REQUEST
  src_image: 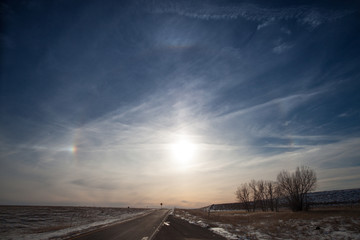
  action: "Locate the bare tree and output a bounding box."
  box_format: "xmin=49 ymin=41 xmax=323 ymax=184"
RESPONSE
xmin=248 ymin=179 xmax=259 ymax=212
xmin=273 ymin=182 xmax=283 ymax=212
xmin=265 ymin=181 xmax=275 ymax=212
xmin=235 ymin=183 xmax=251 ymax=212
xmin=277 ymin=166 xmax=317 ymax=211
xmin=257 ymin=180 xmax=267 ymax=211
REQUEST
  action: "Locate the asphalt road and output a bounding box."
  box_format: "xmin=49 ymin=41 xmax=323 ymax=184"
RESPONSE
xmin=69 ymin=209 xmax=169 ymax=240
xmin=153 ymin=214 xmax=226 ymax=240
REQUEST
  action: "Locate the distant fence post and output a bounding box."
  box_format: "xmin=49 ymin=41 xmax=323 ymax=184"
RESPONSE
xmin=208 ymin=204 xmax=214 ymax=218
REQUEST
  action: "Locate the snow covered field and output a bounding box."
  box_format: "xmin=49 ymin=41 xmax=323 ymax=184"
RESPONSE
xmin=175 ymin=208 xmax=360 ymax=240
xmin=0 ymin=206 xmax=152 ymax=240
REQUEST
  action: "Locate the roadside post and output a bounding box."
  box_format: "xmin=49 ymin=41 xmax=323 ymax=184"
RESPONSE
xmin=208 ymin=204 xmax=214 ymax=218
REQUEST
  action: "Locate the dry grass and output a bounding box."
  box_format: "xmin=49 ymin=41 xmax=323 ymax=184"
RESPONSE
xmin=175 ymin=207 xmax=360 ymax=239
xmin=182 ymin=206 xmax=360 ymax=222
xmin=30 ymin=224 xmax=71 ymax=233
xmin=0 ymin=206 xmax=150 ymax=239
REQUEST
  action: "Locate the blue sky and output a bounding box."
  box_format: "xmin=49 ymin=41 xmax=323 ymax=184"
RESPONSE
xmin=1 ymin=0 xmax=360 ymax=208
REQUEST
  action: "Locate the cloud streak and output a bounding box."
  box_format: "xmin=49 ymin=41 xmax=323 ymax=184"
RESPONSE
xmin=147 ymin=1 xmax=354 ymax=28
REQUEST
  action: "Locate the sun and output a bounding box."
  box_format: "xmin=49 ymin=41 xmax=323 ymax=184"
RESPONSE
xmin=171 ymin=138 xmax=196 ymax=164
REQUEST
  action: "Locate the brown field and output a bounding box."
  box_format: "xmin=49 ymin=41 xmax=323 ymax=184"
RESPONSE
xmin=174 ymin=206 xmax=360 ymax=239
xmin=0 ymin=206 xmax=150 ymax=239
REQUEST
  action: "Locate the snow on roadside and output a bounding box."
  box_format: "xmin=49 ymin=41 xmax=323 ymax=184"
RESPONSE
xmin=174 ymin=209 xmax=360 ymax=240
xmin=0 ymin=206 xmax=153 ymax=240
xmin=174 ymin=211 xmax=243 ymax=239
xmin=50 ymin=210 xmax=152 ymax=240
xmin=210 ymin=227 xmax=239 ymax=240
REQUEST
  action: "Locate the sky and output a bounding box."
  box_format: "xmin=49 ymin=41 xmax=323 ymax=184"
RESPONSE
xmin=1 ymin=0 xmax=360 ymax=208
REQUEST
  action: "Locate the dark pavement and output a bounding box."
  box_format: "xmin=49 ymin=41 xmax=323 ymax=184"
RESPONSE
xmin=69 ymin=209 xmax=169 ymax=240
xmin=153 ymin=214 xmax=226 ymax=240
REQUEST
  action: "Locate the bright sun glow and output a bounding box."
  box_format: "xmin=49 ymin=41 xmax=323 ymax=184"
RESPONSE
xmin=171 ymin=138 xmax=196 ymax=165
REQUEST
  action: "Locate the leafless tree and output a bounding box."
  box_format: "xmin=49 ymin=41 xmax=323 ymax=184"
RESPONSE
xmin=257 ymin=180 xmax=267 ymax=211
xmin=277 ymin=166 xmax=317 ymax=211
xmin=235 ymin=183 xmax=251 ymax=212
xmin=273 ymin=182 xmax=283 ymax=212
xmin=265 ymin=181 xmax=275 ymax=211
xmin=249 ymin=179 xmax=259 ymax=212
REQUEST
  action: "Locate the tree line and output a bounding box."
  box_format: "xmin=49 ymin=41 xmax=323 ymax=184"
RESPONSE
xmin=235 ymin=166 xmax=317 ymax=212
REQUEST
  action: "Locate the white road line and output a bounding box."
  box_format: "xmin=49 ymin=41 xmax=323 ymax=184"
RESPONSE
xmin=141 ymin=237 xmax=148 ymax=240
xmin=149 ymin=210 xmax=171 ymax=240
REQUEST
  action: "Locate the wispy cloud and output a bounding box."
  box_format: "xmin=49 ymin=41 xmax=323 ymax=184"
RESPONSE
xmin=70 ymin=178 xmax=120 ymax=190
xmin=257 ymin=19 xmax=274 ymax=30
xmin=318 ymin=166 xmax=360 ymax=190
xmin=273 ymin=42 xmax=294 ymax=54
xmin=1 ymin=84 xmax=359 ymax=206
xmin=147 ymin=1 xmax=353 ymax=28
xmin=217 ymin=91 xmax=322 ymax=121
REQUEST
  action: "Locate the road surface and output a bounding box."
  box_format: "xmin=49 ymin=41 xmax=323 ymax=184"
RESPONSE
xmin=153 ymin=214 xmax=226 ymax=240
xmin=69 ymin=209 xmax=169 ymax=240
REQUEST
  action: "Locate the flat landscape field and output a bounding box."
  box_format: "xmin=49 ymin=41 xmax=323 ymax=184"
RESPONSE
xmin=174 ymin=207 xmax=360 ymax=239
xmin=0 ymin=206 xmax=151 ymax=240
xmin=1 ymin=189 xmax=359 ymax=240
xmin=0 ymin=205 xmax=359 ymax=239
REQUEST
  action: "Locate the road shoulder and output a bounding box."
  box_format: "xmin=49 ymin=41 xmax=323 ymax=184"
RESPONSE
xmin=153 ymin=214 xmax=226 ymax=240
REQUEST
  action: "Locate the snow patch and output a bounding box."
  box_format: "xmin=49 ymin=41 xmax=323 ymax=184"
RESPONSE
xmin=210 ymin=227 xmax=239 ymax=240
